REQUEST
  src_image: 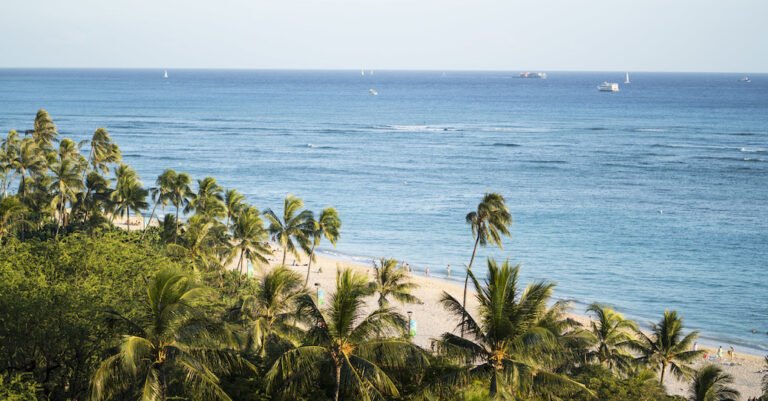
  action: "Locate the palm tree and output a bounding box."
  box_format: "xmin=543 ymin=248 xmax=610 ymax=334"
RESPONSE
xmin=762 ymin=355 xmax=768 ymax=400
xmin=10 ymin=138 xmax=46 ymax=199
xmin=187 ymin=176 xmax=225 ymax=219
xmin=264 ymin=194 xmax=313 ymax=266
xmin=434 ymin=258 xmax=588 ymax=400
xmin=88 ymin=269 xmax=252 ymax=401
xmin=173 ymin=214 xmax=230 ymax=271
xmin=224 ymin=188 xmax=246 ymax=226
xmin=236 ymin=266 xmax=306 ymax=356
xmin=266 ymin=268 xmax=424 ymax=401
xmin=461 ymin=193 xmax=512 ymax=337
xmin=166 ymin=170 xmax=193 ymax=242
xmin=634 ymin=310 xmax=702 ymax=385
xmin=110 ymin=164 xmax=148 ymax=227
xmin=32 ymin=109 xmax=58 ymax=149
xmin=0 ymin=130 xmax=21 ymax=197
xmin=368 ymin=258 xmax=421 ymax=307
xmin=82 ymin=127 xmax=121 ymax=179
xmin=688 ymin=364 xmax=739 ymax=401
xmin=0 ymin=196 xmax=27 ymax=242
xmin=584 ymin=303 xmax=638 ymax=372
xmin=229 ymin=206 xmax=270 ymax=278
xmin=49 ymin=157 xmax=84 ymax=234
xmin=145 ymin=169 xmax=176 ymax=231
xmin=303 ymin=207 xmax=341 ymax=285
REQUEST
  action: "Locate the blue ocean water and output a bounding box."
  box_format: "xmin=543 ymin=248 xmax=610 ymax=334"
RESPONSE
xmin=1 ymin=69 xmax=766 ymax=353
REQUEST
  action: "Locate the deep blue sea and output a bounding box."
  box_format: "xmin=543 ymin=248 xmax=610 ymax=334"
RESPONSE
xmin=1 ymin=69 xmax=766 ymax=353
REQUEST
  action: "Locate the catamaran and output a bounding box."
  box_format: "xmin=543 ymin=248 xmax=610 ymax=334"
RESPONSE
xmin=598 ymin=82 xmax=620 ymax=92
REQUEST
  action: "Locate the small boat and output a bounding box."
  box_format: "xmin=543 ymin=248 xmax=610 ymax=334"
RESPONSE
xmin=369 ymin=89 xmax=378 ymax=96
xmin=624 ymin=72 xmax=631 ymax=84
xmin=519 ymin=72 xmax=547 ymax=79
xmin=361 ymin=69 xmax=365 ymax=76
xmin=598 ymin=82 xmax=620 ymax=92
xmin=739 ymin=76 xmax=751 ymax=82
xmin=163 ymin=70 xmax=168 ymax=79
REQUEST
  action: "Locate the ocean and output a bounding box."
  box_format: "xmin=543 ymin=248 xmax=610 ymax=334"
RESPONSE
xmin=1 ymin=69 xmax=766 ymax=353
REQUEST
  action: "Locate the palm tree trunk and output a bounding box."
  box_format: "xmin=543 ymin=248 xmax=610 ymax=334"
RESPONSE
xmin=461 ymin=235 xmax=481 ymax=337
xmin=305 ymin=243 xmax=316 ymax=286
xmin=489 ymin=371 xmax=498 ymax=398
xmin=82 ymin=144 xmax=93 ymax=182
xmin=141 ymin=200 xmax=158 ymax=240
xmin=659 ymin=361 xmax=666 ymax=385
xmin=174 ymin=203 xmax=180 ymax=244
xmin=282 ymin=246 xmax=287 ymax=266
xmin=333 ymin=361 xmax=342 ymax=401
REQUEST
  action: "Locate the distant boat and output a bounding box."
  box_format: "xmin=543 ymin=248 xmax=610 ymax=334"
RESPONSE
xmin=361 ymin=69 xmax=365 ymax=76
xmin=163 ymin=70 xmax=168 ymax=79
xmin=739 ymin=76 xmax=751 ymax=82
xmin=624 ymin=72 xmax=631 ymax=84
xmin=519 ymin=72 xmax=547 ymax=79
xmin=369 ymin=89 xmax=378 ymax=96
xmin=598 ymin=82 xmax=620 ymax=92
xmin=369 ymin=70 xmax=374 ymax=76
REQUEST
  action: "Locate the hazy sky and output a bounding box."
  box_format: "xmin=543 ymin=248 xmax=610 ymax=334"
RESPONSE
xmin=2 ymin=0 xmax=767 ymax=72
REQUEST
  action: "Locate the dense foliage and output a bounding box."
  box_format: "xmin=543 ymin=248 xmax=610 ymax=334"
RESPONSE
xmin=0 ymin=111 xmax=756 ymax=400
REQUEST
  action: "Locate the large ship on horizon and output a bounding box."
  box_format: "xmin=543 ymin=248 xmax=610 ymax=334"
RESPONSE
xmin=519 ymin=71 xmax=547 ymax=79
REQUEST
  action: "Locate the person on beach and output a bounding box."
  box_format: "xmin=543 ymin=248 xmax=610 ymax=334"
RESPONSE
xmin=425 ymin=266 xmax=430 ymax=277
xmin=728 ymin=346 xmax=734 ymax=362
xmin=693 ymin=342 xmax=698 ymax=352
xmin=717 ymin=346 xmax=723 ymax=360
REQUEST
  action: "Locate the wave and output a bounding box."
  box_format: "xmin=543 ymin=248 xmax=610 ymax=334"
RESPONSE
xmin=740 ymin=147 xmax=767 ymax=154
xmin=489 ymin=142 xmax=522 ymax=148
xmin=520 ymin=159 xmax=568 ymax=164
xmin=303 ymin=143 xmax=337 ymax=149
xmin=378 ymin=124 xmax=459 ymax=133
xmin=634 ymin=128 xmax=667 ymax=132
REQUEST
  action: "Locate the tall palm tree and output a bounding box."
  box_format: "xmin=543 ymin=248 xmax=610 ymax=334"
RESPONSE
xmin=368 ymin=258 xmax=421 ymax=307
xmin=166 ymin=170 xmax=193 ymax=242
xmin=187 ymin=176 xmax=225 ymax=219
xmin=0 ymin=196 xmax=27 ymax=242
xmin=145 ymin=169 xmax=176 ymax=230
xmin=88 ymin=269 xmax=252 ymax=401
xmin=236 ymin=266 xmax=307 ymax=356
xmin=433 ymin=258 xmax=588 ymax=400
xmin=688 ymin=364 xmax=739 ymax=401
xmin=266 ymin=268 xmax=424 ymax=401
xmin=229 ymin=206 xmax=270 ymax=278
xmin=175 ymin=214 xmax=230 ymax=272
xmin=73 ymin=171 xmax=111 ymax=224
xmin=32 ymin=109 xmax=58 ymax=149
xmin=49 ymin=157 xmax=84 ymax=234
xmin=303 ymin=207 xmax=341 ymax=285
xmin=10 ymin=138 xmax=46 ymax=199
xmin=110 ymin=164 xmax=148 ymax=227
xmin=224 ymin=188 xmax=246 ymax=226
xmin=264 ymin=194 xmax=313 ymax=266
xmin=461 ymin=193 xmax=512 ymax=337
xmin=0 ymin=130 xmax=21 ymax=197
xmin=584 ymin=303 xmax=638 ymax=373
xmin=82 ymin=127 xmax=121 ymax=180
xmin=634 ymin=310 xmax=702 ymax=385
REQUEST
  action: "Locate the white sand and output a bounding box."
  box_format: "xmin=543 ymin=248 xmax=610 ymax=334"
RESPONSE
xmin=255 ymin=250 xmax=766 ymax=399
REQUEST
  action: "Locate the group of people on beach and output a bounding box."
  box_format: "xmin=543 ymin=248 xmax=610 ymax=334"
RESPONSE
xmin=400 ymin=261 xmax=455 ymax=279
xmin=697 ymin=342 xmax=737 ymax=363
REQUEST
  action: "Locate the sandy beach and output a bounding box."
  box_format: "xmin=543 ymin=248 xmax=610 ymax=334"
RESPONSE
xmin=252 ymin=249 xmax=766 ymax=399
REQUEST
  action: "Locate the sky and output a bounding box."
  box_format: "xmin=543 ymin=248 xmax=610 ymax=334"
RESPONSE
xmin=1 ymin=0 xmax=767 ymax=72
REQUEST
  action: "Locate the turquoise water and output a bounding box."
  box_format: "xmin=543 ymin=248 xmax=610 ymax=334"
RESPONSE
xmin=1 ymin=69 xmax=766 ymax=353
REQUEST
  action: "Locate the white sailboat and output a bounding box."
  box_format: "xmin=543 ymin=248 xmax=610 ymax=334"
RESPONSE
xmin=164 ymin=70 xmax=168 ymax=79
xmin=361 ymin=69 xmax=365 ymax=76
xmin=624 ymin=72 xmax=630 ymax=84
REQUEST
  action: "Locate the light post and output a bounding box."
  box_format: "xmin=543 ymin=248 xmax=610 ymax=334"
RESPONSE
xmin=314 ymin=282 xmax=324 ymax=306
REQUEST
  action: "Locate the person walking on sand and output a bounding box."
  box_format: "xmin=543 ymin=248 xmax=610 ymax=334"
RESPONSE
xmin=446 ymin=264 xmax=451 ymax=278
xmin=717 ymin=346 xmax=723 ymax=360
xmin=425 ymin=266 xmax=430 ymax=277
xmin=728 ymin=346 xmax=734 ymax=362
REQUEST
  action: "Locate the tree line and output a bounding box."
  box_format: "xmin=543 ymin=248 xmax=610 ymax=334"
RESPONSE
xmin=1 ymin=110 xmax=764 ymax=401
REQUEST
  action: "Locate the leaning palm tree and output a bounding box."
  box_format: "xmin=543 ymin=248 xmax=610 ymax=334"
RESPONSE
xmin=1 ymin=130 xmax=21 ymax=197
xmin=432 ymin=258 xmax=588 ymax=400
xmin=0 ymin=196 xmax=27 ymax=242
xmin=266 ymin=268 xmax=425 ymax=401
xmin=303 ymin=207 xmax=341 ymax=285
xmin=461 ymin=193 xmax=512 ymax=337
xmin=688 ymin=364 xmax=739 ymax=401
xmin=88 ymin=269 xmax=252 ymax=401
xmin=49 ymin=157 xmax=84 ymax=234
xmin=175 ymin=215 xmax=230 ymax=272
xmin=187 ymin=176 xmax=226 ymax=220
xmin=10 ymin=138 xmax=46 ymax=199
xmin=229 ymin=206 xmax=270 ymax=278
xmin=110 ymin=164 xmax=148 ymax=227
xmin=584 ymin=303 xmax=638 ymax=373
xmin=82 ymin=127 xmax=121 ymax=179
xmin=145 ymin=169 xmax=176 ymax=231
xmin=264 ymin=194 xmax=313 ymax=266
xmin=224 ymin=188 xmax=246 ymax=226
xmin=32 ymin=109 xmax=58 ymax=149
xmin=634 ymin=310 xmax=702 ymax=385
xmin=236 ymin=266 xmax=307 ymax=356
xmin=368 ymin=258 xmax=421 ymax=307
